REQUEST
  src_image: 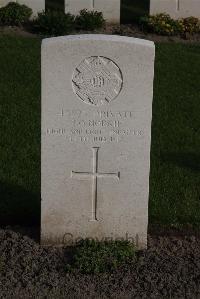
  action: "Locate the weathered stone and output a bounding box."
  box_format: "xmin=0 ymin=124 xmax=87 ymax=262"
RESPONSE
xmin=65 ymin=0 xmax=120 ymax=23
xmin=150 ymin=0 xmax=200 ymax=19
xmin=18 ymin=0 xmax=45 ymax=17
xmin=41 ymin=35 xmax=155 ymax=249
xmin=0 ymin=0 xmax=10 ymax=7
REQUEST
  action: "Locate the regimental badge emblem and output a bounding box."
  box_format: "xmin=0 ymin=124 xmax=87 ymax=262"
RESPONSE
xmin=72 ymin=56 xmax=123 ymax=106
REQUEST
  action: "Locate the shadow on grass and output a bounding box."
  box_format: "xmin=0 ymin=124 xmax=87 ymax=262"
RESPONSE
xmin=0 ymin=181 xmax=40 ymax=227
xmin=161 ymin=152 xmax=200 ymax=172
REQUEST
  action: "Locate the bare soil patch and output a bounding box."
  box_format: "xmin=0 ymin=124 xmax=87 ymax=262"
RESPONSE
xmin=0 ymin=228 xmax=200 ymax=298
xmin=0 ymin=26 xmax=37 ymax=38
xmin=1 ymin=24 xmax=200 ymax=43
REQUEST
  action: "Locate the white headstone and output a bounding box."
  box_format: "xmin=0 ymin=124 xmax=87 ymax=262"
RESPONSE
xmin=65 ymin=0 xmax=120 ymax=23
xmin=41 ymin=35 xmax=155 ymax=249
xmin=0 ymin=0 xmax=10 ymax=8
xmin=18 ymin=0 xmax=45 ymax=18
xmin=150 ymin=0 xmax=200 ymax=19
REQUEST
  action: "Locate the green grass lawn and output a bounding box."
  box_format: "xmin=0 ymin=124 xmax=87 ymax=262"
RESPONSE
xmin=0 ymin=35 xmax=199 ymax=228
xmin=0 ymin=36 xmax=41 ymax=225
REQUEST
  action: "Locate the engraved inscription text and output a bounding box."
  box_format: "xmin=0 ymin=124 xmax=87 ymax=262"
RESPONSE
xmin=71 ymin=147 xmax=120 ymax=221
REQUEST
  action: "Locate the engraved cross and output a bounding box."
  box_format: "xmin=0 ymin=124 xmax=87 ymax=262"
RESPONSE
xmin=91 ymin=0 xmax=95 ymax=10
xmin=176 ymin=0 xmax=180 ymax=10
xmin=71 ymin=147 xmax=120 ymax=221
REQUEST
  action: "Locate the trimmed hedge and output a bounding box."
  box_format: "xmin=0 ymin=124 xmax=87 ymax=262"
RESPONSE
xmin=35 ymin=10 xmax=75 ymax=36
xmin=140 ymin=13 xmax=200 ymax=36
xmin=0 ymin=2 xmax=32 ymax=26
xmin=34 ymin=9 xmax=105 ymax=36
xmin=75 ymin=9 xmax=105 ymax=31
xmin=0 ymin=4 xmax=105 ymax=35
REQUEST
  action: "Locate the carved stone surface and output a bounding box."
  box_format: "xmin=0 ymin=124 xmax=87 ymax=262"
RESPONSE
xmin=41 ymin=35 xmax=155 ymax=249
xmin=72 ymin=56 xmax=123 ymax=106
xmin=71 ymin=147 xmax=120 ymax=221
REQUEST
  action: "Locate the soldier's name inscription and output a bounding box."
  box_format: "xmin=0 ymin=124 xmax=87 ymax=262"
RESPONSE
xmin=44 ymin=109 xmax=144 ymax=143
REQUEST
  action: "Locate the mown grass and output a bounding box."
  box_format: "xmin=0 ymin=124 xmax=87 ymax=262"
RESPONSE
xmin=150 ymin=43 xmax=200 ymax=227
xmin=0 ymin=35 xmax=199 ymax=227
xmin=0 ymin=35 xmax=41 ymax=225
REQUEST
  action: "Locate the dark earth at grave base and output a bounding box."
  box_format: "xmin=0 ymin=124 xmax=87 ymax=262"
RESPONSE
xmin=0 ymin=228 xmax=200 ymax=298
xmin=1 ymin=24 xmax=200 ymax=43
